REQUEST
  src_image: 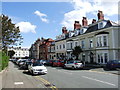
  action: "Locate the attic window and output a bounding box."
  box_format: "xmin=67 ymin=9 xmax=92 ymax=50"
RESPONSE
xmin=98 ymin=22 xmax=103 ymax=29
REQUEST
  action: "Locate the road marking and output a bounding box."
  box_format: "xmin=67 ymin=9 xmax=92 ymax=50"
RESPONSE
xmin=50 ymin=86 xmax=58 ymax=90
xmin=14 ymin=82 xmax=24 ymax=85
xmin=88 ymin=70 xmax=116 ymax=75
xmin=35 ymin=76 xmax=58 ymax=90
xmin=82 ymin=76 xmax=116 ymax=86
xmin=35 ymin=76 xmax=50 ymax=85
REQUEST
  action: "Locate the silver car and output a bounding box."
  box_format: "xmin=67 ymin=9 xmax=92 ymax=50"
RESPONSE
xmin=64 ymin=60 xmax=83 ymax=69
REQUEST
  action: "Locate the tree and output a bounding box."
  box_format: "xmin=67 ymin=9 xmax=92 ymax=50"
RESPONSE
xmin=72 ymin=46 xmax=83 ymax=60
xmin=1 ymin=14 xmax=23 ymax=51
xmin=8 ymin=50 xmax=15 ymax=58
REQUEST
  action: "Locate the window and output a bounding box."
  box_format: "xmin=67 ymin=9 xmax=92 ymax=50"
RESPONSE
xmin=98 ymin=22 xmax=103 ymax=29
xmin=103 ymin=36 xmax=107 ymax=46
xmin=97 ymin=52 xmax=108 ymax=64
xmin=60 ymin=45 xmax=61 ymax=49
xmin=104 ymin=53 xmax=108 ymax=63
xmin=89 ymin=39 xmax=93 ymax=48
xmin=70 ymin=43 xmax=72 ymax=49
xmin=54 ymin=47 xmax=55 ymax=50
xmin=63 ymin=44 xmax=65 ymax=48
xmin=57 ymin=46 xmax=58 ymax=49
xmin=81 ymin=41 xmax=85 ymax=48
xmin=101 ymin=55 xmax=103 ymax=63
xmin=75 ymin=42 xmax=78 ymax=47
xmin=97 ymin=36 xmax=102 ymax=47
xmin=98 ymin=54 xmax=100 ymax=63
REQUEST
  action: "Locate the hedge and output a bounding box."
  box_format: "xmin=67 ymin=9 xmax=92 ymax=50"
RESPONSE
xmin=0 ymin=51 xmax=9 ymax=72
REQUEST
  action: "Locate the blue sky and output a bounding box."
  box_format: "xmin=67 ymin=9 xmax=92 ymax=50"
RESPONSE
xmin=2 ymin=0 xmax=119 ymax=48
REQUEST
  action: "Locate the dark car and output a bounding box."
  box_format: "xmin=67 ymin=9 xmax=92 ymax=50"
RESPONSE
xmin=22 ymin=60 xmax=32 ymax=70
xmin=46 ymin=60 xmax=53 ymax=66
xmin=106 ymin=60 xmax=120 ymax=69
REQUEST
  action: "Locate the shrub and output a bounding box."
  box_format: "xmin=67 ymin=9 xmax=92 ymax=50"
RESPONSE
xmin=0 ymin=51 xmax=9 ymax=71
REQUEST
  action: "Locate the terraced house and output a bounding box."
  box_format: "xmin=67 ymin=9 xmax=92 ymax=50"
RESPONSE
xmin=55 ymin=10 xmax=120 ymax=65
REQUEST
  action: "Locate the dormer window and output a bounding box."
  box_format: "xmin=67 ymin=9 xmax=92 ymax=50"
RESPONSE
xmin=81 ymin=29 xmax=84 ymax=34
xmin=98 ymin=22 xmax=103 ymax=29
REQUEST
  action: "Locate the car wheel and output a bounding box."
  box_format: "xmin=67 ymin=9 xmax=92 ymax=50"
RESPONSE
xmin=72 ymin=66 xmax=75 ymax=70
xmin=63 ymin=65 xmax=66 ymax=69
xmin=31 ymin=70 xmax=34 ymax=76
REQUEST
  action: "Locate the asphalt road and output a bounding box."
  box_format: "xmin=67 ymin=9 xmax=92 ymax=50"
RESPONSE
xmin=40 ymin=66 xmax=118 ymax=88
xmin=1 ymin=61 xmax=119 ymax=89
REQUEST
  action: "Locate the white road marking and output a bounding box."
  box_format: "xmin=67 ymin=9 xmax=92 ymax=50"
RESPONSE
xmin=14 ymin=82 xmax=24 ymax=85
xmin=82 ymin=76 xmax=116 ymax=86
xmin=88 ymin=70 xmax=115 ymax=75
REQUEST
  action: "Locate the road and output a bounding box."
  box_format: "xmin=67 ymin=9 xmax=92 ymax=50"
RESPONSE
xmin=1 ymin=61 xmax=119 ymax=89
xmin=41 ymin=66 xmax=118 ymax=88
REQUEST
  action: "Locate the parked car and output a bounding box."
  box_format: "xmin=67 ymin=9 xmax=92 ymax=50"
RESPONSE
xmin=64 ymin=60 xmax=83 ymax=69
xmin=19 ymin=59 xmax=27 ymax=66
xmin=40 ymin=60 xmax=47 ymax=65
xmin=20 ymin=59 xmax=32 ymax=69
xmin=28 ymin=62 xmax=47 ymax=75
xmin=52 ymin=60 xmax=58 ymax=67
xmin=57 ymin=60 xmax=65 ymax=67
xmin=106 ymin=60 xmax=120 ymax=69
xmin=45 ymin=60 xmax=53 ymax=66
xmin=52 ymin=60 xmax=65 ymax=67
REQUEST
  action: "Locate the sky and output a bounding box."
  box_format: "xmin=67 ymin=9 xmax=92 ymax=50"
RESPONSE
xmin=2 ymin=0 xmax=119 ymax=48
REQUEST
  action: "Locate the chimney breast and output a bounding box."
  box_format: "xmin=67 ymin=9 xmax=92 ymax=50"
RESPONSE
xmin=82 ymin=17 xmax=88 ymax=26
xmin=97 ymin=10 xmax=104 ymax=20
xmin=74 ymin=21 xmax=81 ymax=30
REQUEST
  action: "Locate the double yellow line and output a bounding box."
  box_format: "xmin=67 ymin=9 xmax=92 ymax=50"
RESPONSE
xmin=35 ymin=76 xmax=58 ymax=90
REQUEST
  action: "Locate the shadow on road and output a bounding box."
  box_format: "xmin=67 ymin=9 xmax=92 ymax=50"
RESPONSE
xmin=22 ymin=70 xmax=32 ymax=75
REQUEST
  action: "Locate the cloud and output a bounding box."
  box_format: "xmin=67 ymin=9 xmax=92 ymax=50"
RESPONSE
xmin=34 ymin=10 xmax=49 ymax=23
xmin=16 ymin=22 xmax=36 ymax=33
xmin=61 ymin=0 xmax=119 ymax=29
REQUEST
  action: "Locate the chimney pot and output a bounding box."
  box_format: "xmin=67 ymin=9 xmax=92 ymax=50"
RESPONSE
xmin=92 ymin=19 xmax=96 ymax=24
xmin=74 ymin=21 xmax=81 ymax=30
xmin=62 ymin=27 xmax=67 ymax=34
xmin=82 ymin=17 xmax=88 ymax=26
xmin=97 ymin=10 xmax=104 ymax=20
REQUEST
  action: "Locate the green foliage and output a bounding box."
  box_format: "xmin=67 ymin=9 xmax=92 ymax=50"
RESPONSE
xmin=1 ymin=14 xmax=23 ymax=51
xmin=8 ymin=50 xmax=15 ymax=58
xmin=72 ymin=46 xmax=83 ymax=60
xmin=0 ymin=51 xmax=9 ymax=71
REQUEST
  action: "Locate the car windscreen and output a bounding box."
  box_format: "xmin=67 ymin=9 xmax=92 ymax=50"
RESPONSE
xmin=33 ymin=63 xmax=43 ymax=66
xmin=110 ymin=60 xmax=120 ymax=63
xmin=60 ymin=61 xmax=64 ymax=63
xmin=74 ymin=61 xmax=81 ymax=63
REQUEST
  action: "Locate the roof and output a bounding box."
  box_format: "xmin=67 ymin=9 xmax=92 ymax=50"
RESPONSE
xmin=85 ymin=20 xmax=113 ymax=34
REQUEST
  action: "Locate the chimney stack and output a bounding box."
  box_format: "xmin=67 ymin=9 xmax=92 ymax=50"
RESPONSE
xmin=74 ymin=21 xmax=81 ymax=30
xmin=82 ymin=17 xmax=88 ymax=26
xmin=97 ymin=10 xmax=104 ymax=20
xmin=62 ymin=27 xmax=67 ymax=34
xmin=92 ymin=19 xmax=96 ymax=24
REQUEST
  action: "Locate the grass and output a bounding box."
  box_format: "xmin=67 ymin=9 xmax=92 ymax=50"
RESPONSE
xmin=0 ymin=51 xmax=9 ymax=72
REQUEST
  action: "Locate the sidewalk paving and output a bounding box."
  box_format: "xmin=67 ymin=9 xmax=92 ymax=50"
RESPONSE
xmin=1 ymin=61 xmax=47 ymax=89
xmin=84 ymin=64 xmax=120 ymax=75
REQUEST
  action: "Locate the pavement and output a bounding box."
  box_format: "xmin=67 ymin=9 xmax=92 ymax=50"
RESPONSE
xmin=83 ymin=64 xmax=120 ymax=75
xmin=1 ymin=61 xmax=48 ymax=89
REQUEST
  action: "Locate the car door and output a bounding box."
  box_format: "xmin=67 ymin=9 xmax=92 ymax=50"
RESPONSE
xmin=68 ymin=61 xmax=74 ymax=68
